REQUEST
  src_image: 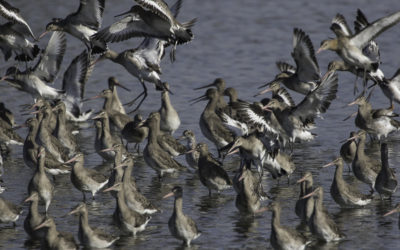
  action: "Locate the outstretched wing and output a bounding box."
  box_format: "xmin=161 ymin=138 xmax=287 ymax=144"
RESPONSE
xmin=0 ymin=0 xmax=35 ymax=39
xmin=350 ymin=10 xmax=400 ymax=49
xmin=33 ymin=32 xmax=66 ymax=83
xmin=332 ymin=13 xmax=353 ymax=36
xmin=62 ymin=51 xmax=94 ymax=116
xmin=67 ymin=0 xmax=105 ymax=29
xmin=292 ymin=28 xmax=320 ymax=83
xmin=133 ymin=0 xmax=175 ymax=25
xmin=292 ymin=72 xmax=338 ymax=122
xmin=91 ymin=11 xmax=170 ymax=43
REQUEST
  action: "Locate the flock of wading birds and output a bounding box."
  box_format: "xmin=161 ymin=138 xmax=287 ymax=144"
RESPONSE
xmin=1 ymin=0 xmax=400 ymax=249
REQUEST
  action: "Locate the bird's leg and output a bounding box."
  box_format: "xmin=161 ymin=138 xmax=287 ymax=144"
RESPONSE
xmin=127 ymin=80 xmax=148 ymax=114
xmin=363 ymin=69 xmax=368 ymax=92
xmin=82 ymin=192 xmax=86 ymax=201
xmin=92 ymin=193 xmax=95 ymax=200
xmin=208 ymin=189 xmax=212 ymax=197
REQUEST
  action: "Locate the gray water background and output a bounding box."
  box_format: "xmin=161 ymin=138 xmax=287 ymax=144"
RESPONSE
xmin=1 ymin=0 xmax=400 ymax=249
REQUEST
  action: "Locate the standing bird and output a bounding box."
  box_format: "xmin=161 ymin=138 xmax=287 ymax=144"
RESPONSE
xmin=143 ymin=112 xmax=186 ymax=177
xmin=384 ymin=203 xmax=400 ymax=228
xmin=0 ymin=196 xmax=22 ymax=226
xmin=68 ymin=203 xmax=120 ymax=248
xmin=196 ymin=143 xmax=232 ymax=196
xmin=296 ymin=172 xmax=314 ymax=223
xmin=159 ymin=82 xmax=180 ymax=135
xmin=323 ymin=157 xmax=373 ymax=207
xmin=108 ymin=77 xmax=130 ymax=114
xmin=34 ymin=217 xmax=78 ymax=250
xmin=191 ymin=88 xmax=234 ymax=157
xmin=302 ymin=186 xmax=345 ymax=242
xmin=264 ymin=202 xmax=310 ymax=250
xmin=163 ymin=186 xmax=201 ymax=247
xmin=234 ymin=165 xmax=266 ymax=214
xmin=194 ymin=78 xmax=228 ymax=111
xmin=24 ymin=192 xmax=46 ymax=240
xmin=103 ymin=183 xmax=152 ymax=236
xmin=348 ymin=94 xmax=400 ymax=139
xmin=340 ymin=131 xmax=357 ymax=171
xmin=351 ymin=130 xmax=381 ymax=192
xmin=179 ymin=129 xmax=200 ymax=169
xmin=375 ymin=143 xmax=398 ymax=199
xmin=262 ymin=28 xmax=320 ymax=95
xmin=40 ymin=0 xmax=107 ymax=53
xmin=66 ymin=153 xmax=109 ymax=201
xmin=121 ymin=114 xmax=148 ymax=151
xmin=28 ymin=147 xmax=54 ymax=213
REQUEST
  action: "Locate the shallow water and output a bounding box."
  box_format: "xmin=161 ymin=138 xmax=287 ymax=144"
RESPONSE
xmin=1 ymin=0 xmax=400 ymax=249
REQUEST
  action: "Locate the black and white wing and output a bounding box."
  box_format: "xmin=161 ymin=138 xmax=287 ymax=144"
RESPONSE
xmin=62 ymin=51 xmax=94 ymax=118
xmin=274 ymin=88 xmax=295 ymax=107
xmin=0 ymin=0 xmax=35 ymax=39
xmin=234 ymin=102 xmax=278 ymax=135
xmin=91 ymin=10 xmax=169 ymax=43
xmin=134 ymin=0 xmax=175 ymax=25
xmin=353 ymin=9 xmax=381 ymax=63
xmin=292 ymin=72 xmax=338 ymax=122
xmin=350 ymin=10 xmax=400 ymax=49
xmin=292 ymin=28 xmax=320 ymax=83
xmin=276 ymin=61 xmax=296 ymax=74
xmin=67 ymin=0 xmax=105 ymax=29
xmin=33 ymin=32 xmax=66 ymax=83
xmin=332 ymin=13 xmax=353 ymax=36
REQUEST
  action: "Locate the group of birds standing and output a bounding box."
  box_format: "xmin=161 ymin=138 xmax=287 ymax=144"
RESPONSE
xmin=0 ymin=0 xmax=400 ymax=249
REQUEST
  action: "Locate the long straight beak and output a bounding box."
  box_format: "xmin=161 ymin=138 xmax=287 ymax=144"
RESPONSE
xmin=342 ymin=111 xmax=357 ymax=121
xmin=254 ymin=87 xmax=272 ymax=97
xmin=0 ymin=75 xmax=8 ymax=82
xmin=384 ymin=208 xmax=399 ymax=217
xmin=300 ymin=190 xmax=316 ymax=199
xmin=316 ymin=47 xmax=324 ymax=54
xmin=258 ymin=79 xmax=275 ymax=89
xmin=347 ymin=100 xmax=358 ymax=106
xmin=262 ymin=105 xmax=272 ymax=112
xmin=68 ymin=209 xmax=79 ymax=216
xmin=103 ymin=186 xmax=115 ymax=193
xmin=254 ymin=207 xmax=269 ymax=214
xmin=12 ymin=124 xmax=27 ymax=130
xmin=322 ymin=161 xmax=336 ymax=168
xmin=34 ymin=221 xmax=47 ymax=230
xmin=193 ymin=82 xmax=215 ymax=90
xmin=227 ymin=147 xmax=239 ymax=156
xmin=189 ymin=95 xmax=207 ymax=105
xmin=38 ymin=31 xmax=49 ymax=40
xmin=115 ymin=10 xmax=132 ymax=17
xmin=162 ymin=192 xmax=174 ymax=199
xmin=64 ymin=155 xmax=79 ymax=164
xmin=24 ymin=195 xmax=34 ymax=203
xmin=82 ymin=95 xmax=102 ymax=102
xmin=185 ymin=148 xmax=195 ymax=154
xmin=297 ymin=175 xmax=308 ymax=184
xmin=100 ymin=147 xmax=115 ymax=152
xmin=238 ymin=171 xmax=245 ymax=182
xmin=114 ymin=81 xmax=131 ymax=91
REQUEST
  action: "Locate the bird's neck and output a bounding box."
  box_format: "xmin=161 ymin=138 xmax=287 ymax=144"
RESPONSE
xmin=174 ymin=197 xmax=184 ymax=216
